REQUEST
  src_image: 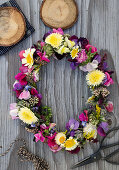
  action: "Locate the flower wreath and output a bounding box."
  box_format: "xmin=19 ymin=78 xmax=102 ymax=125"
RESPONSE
xmin=10 ymin=28 xmax=114 ymax=154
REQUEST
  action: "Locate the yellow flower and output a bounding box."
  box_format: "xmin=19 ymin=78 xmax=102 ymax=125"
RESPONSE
xmin=57 ymin=45 xmax=70 ymax=54
xmin=55 ymin=133 xmax=66 ymax=145
xmin=87 ymin=95 xmax=95 ymax=103
xmin=96 ymin=104 xmax=101 ymax=119
xmin=45 ymin=33 xmax=63 ymax=48
xmin=83 ymin=123 xmax=97 ymax=139
xmin=86 ymin=70 xmax=105 ymax=86
xmin=65 ymin=37 xmax=75 ymax=48
xmin=64 ymin=137 xmax=78 ymax=151
xmin=22 ymin=48 xmax=35 ymax=68
xmin=18 ymin=107 xmax=38 ymax=124
xmin=71 ymin=47 xmax=79 ymax=59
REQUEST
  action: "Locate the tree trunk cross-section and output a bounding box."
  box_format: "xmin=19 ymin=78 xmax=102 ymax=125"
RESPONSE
xmin=40 ymin=0 xmax=78 ymax=29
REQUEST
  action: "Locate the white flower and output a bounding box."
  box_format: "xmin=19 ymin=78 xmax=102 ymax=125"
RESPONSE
xmin=57 ymin=45 xmax=70 ymax=54
xmin=55 ymin=133 xmax=66 ymax=145
xmin=83 ymin=123 xmax=97 ymax=139
xmin=80 ymin=60 xmax=98 ymax=72
xmin=65 ymin=37 xmax=75 ymax=48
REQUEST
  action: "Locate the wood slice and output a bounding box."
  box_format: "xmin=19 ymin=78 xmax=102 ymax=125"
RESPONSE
xmin=0 ymin=7 xmax=26 ymax=46
xmin=40 ymin=0 xmax=78 ymax=29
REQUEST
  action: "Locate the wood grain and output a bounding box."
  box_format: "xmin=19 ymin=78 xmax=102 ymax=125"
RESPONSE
xmin=0 ymin=0 xmax=119 ymax=170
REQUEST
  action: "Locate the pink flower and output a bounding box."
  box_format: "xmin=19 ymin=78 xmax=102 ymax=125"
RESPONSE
xmin=104 ymin=72 xmax=114 ymax=86
xmin=79 ymin=110 xmax=88 ymax=121
xmin=47 ymin=133 xmax=61 ymax=153
xmin=37 ymin=51 xmax=50 ymax=63
xmin=19 ymin=65 xmax=28 ymax=73
xmin=15 ymin=72 xmax=27 ymax=86
xmin=34 ymin=131 xmax=45 ymax=142
xmin=76 ymin=49 xmax=88 ymax=63
xmin=105 ymin=101 xmax=113 ymax=112
xmin=53 ymin=28 xmax=64 ymax=35
xmin=18 ymin=90 xmax=31 ymax=100
xmin=85 ymin=44 xmax=97 ymax=53
xmin=10 ymin=103 xmax=19 ymax=120
xmin=40 ymin=42 xmax=45 ymax=48
xmin=19 ymin=50 xmax=25 ymax=60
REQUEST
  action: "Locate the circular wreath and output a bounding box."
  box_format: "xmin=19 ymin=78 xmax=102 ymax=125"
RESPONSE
xmin=10 ymin=28 xmax=114 ymax=154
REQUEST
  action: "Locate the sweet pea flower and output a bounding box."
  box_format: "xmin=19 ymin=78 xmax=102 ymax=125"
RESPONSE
xmin=47 ymin=133 xmax=62 ymax=153
xmin=19 ymin=50 xmax=25 ymax=60
xmin=10 ymin=103 xmax=19 ymax=120
xmin=85 ymin=44 xmax=97 ymax=53
xmin=34 ymin=131 xmax=45 ymax=142
xmin=97 ymin=122 xmax=108 ymax=137
xmin=104 ymin=72 xmax=114 ymax=86
xmin=53 ymin=28 xmax=64 ymax=35
xmin=13 ymin=81 xmax=23 ymax=91
xmin=15 ymin=72 xmax=27 ymax=86
xmin=80 ymin=60 xmax=98 ymax=72
xmin=70 ymin=62 xmax=79 ymax=70
xmin=37 ymin=51 xmax=50 ymax=63
xmin=66 ymin=118 xmax=79 ymax=130
xmin=105 ymin=101 xmax=113 ymax=112
xmin=31 ymin=88 xmax=38 ymax=95
xmin=79 ymin=110 xmax=88 ymax=121
xmin=18 ymin=90 xmax=31 ymax=100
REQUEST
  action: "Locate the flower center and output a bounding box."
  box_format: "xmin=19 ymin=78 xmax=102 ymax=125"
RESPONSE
xmin=26 ymin=53 xmax=33 ymax=64
xmin=59 ymin=136 xmax=65 ymax=144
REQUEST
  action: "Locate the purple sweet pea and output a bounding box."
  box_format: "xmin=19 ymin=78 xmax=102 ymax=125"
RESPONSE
xmin=70 ymin=130 xmax=75 ymax=137
xmin=94 ymin=55 xmax=101 ymax=63
xmin=69 ymin=35 xmax=79 ymax=45
xmin=70 ymin=62 xmax=79 ymax=70
xmin=97 ymin=122 xmax=108 ymax=137
xmin=13 ymin=82 xmax=23 ymax=91
xmin=68 ymin=118 xmax=79 ymax=130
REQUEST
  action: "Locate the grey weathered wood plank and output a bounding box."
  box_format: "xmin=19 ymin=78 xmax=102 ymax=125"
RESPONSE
xmin=0 ymin=0 xmax=119 ymax=170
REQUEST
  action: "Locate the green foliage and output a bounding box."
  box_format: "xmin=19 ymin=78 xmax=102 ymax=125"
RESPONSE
xmin=43 ymin=44 xmax=54 ymax=57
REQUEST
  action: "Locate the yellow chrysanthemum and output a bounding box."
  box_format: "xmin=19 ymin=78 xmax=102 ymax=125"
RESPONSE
xmin=18 ymin=107 xmax=38 ymax=124
xmin=22 ymin=48 xmax=35 ymax=68
xmin=55 ymin=133 xmax=66 ymax=145
xmin=83 ymin=123 xmax=97 ymax=139
xmin=86 ymin=70 xmax=105 ymax=86
xmin=64 ymin=137 xmax=78 ymax=151
xmin=57 ymin=45 xmax=70 ymax=55
xmin=45 ymin=33 xmax=63 ymax=48
xmin=71 ymin=47 xmax=79 ymax=59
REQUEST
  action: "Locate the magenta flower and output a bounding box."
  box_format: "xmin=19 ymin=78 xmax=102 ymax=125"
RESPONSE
xmin=31 ymin=88 xmax=38 ymax=95
xmin=53 ymin=28 xmax=64 ymax=35
xmin=15 ymin=72 xmax=27 ymax=86
xmin=104 ymin=72 xmax=114 ymax=86
xmin=85 ymin=44 xmax=97 ymax=53
xmin=18 ymin=90 xmax=31 ymax=100
xmin=97 ymin=122 xmax=108 ymax=137
xmin=105 ymin=101 xmax=113 ymax=112
xmin=19 ymin=50 xmax=25 ymax=60
xmin=37 ymin=51 xmax=50 ymax=63
xmin=34 ymin=131 xmax=45 ymax=142
xmin=76 ymin=49 xmax=88 ymax=63
xmin=79 ymin=110 xmax=88 ymax=121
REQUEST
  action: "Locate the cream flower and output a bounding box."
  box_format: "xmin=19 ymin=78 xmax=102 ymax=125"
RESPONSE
xmin=57 ymin=45 xmax=70 ymax=55
xmin=64 ymin=137 xmax=78 ymax=151
xmin=83 ymin=123 xmax=97 ymax=139
xmin=45 ymin=33 xmax=63 ymax=48
xmin=22 ymin=48 xmax=35 ymax=68
xmin=65 ymin=37 xmax=75 ymax=48
xmin=55 ymin=133 xmax=66 ymax=145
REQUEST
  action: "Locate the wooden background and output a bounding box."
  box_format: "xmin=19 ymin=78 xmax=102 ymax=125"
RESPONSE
xmin=0 ymin=0 xmax=119 ymax=170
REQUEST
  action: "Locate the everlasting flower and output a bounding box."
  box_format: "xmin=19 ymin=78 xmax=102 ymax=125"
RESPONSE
xmin=18 ymin=107 xmax=38 ymax=124
xmin=10 ymin=103 xmax=19 ymax=119
xmin=80 ymin=60 xmax=98 ymax=72
xmin=64 ymin=137 xmax=78 ymax=151
xmin=105 ymin=101 xmax=113 ymax=112
xmin=55 ymin=133 xmax=66 ymax=145
xmin=18 ymin=90 xmax=31 ymax=100
xmin=76 ymin=49 xmax=88 ymax=63
xmin=86 ymin=70 xmax=105 ymax=86
xmin=45 ymin=33 xmax=63 ymax=48
xmin=104 ymin=72 xmax=114 ymax=86
xmin=71 ymin=47 xmax=79 ymax=59
xmin=22 ymin=48 xmax=35 ymax=68
xmin=83 ymin=123 xmax=97 ymax=139
xmin=34 ymin=131 xmax=45 ymax=142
